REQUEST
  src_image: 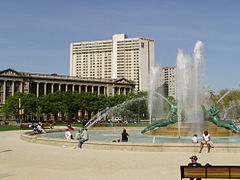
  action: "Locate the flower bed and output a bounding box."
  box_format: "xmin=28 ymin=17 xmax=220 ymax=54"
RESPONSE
xmin=94 ymin=123 xmax=127 ymax=127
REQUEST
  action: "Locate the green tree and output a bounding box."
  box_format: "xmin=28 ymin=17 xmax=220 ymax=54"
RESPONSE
xmin=2 ymin=93 xmax=38 ymax=122
xmin=218 ymin=89 xmax=240 ymax=120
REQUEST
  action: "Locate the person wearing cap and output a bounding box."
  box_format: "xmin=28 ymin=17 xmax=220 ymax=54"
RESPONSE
xmin=188 ymin=155 xmax=202 ymax=180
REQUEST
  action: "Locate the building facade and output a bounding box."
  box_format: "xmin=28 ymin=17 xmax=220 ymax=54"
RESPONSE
xmin=0 ymin=69 xmax=135 ymax=108
xmin=70 ymin=34 xmax=155 ymax=92
xmin=160 ymin=67 xmax=176 ymax=98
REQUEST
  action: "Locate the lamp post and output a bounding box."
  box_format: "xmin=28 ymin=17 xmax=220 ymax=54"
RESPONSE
xmin=19 ymin=98 xmax=22 ymax=129
xmin=18 ymin=98 xmax=24 ymax=128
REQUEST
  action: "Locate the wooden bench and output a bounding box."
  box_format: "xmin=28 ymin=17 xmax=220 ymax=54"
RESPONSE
xmin=180 ymin=166 xmax=240 ymax=179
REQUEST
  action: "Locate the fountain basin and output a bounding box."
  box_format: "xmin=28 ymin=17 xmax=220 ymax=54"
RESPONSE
xmin=145 ymin=122 xmax=240 ymax=137
xmin=20 ymin=127 xmax=240 ymax=153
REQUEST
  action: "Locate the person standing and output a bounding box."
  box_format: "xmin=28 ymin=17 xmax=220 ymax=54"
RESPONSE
xmin=199 ymin=130 xmax=211 ymax=153
xmin=78 ymin=128 xmax=89 ymax=149
xmin=188 ymin=155 xmax=202 ymax=180
xmin=121 ymin=129 xmax=130 ymax=142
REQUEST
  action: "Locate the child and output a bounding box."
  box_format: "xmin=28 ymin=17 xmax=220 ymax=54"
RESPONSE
xmin=192 ymin=134 xmax=199 ymax=143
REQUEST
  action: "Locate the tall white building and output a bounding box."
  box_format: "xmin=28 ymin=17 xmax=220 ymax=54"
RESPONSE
xmin=70 ymin=34 xmax=155 ymax=91
xmin=160 ymin=67 xmax=176 ymax=98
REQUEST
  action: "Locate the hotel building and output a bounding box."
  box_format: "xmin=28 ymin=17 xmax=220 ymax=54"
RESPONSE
xmin=70 ymin=34 xmax=155 ymax=92
xmin=160 ymin=67 xmax=176 ymax=98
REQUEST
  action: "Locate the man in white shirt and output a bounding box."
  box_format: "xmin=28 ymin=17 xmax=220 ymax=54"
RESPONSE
xmin=78 ymin=128 xmax=89 ymax=149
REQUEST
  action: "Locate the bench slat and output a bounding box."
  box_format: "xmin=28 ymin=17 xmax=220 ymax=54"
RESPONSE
xmin=184 ymin=167 xmax=206 ymax=178
xmin=207 ymin=167 xmax=229 ymax=178
xmin=231 ymin=168 xmax=240 ymax=178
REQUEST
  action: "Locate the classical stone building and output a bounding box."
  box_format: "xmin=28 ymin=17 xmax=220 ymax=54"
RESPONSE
xmin=0 ymin=69 xmax=135 ymax=108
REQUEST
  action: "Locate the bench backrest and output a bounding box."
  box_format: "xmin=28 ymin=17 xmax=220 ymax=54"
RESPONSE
xmin=180 ymin=166 xmax=240 ymax=179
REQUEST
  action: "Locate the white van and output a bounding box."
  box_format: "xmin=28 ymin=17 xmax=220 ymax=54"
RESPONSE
xmin=109 ymin=117 xmax=122 ymax=123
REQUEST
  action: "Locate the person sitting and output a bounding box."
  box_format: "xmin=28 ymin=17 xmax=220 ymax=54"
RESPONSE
xmin=199 ymin=130 xmax=211 ymax=153
xmin=77 ymin=128 xmax=89 ymax=149
xmin=36 ymin=124 xmax=46 ymax=134
xmin=188 ymin=155 xmax=202 ymax=180
xmin=192 ymin=134 xmax=199 ymax=143
xmin=65 ymin=129 xmax=73 ymax=139
xmin=67 ymin=124 xmax=74 ymax=131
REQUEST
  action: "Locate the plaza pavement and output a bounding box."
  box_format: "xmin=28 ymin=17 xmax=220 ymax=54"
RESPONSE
xmin=0 ymin=130 xmax=240 ymax=180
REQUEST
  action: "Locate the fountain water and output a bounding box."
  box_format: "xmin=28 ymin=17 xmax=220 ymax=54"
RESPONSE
xmin=85 ymin=97 xmax=146 ymax=129
xmin=148 ymin=66 xmax=164 ymax=124
xmin=176 ymin=41 xmax=206 ymax=134
xmin=216 ymin=90 xmax=231 ymax=104
xmin=144 ymin=41 xmax=209 ymax=136
xmin=176 ymin=41 xmax=205 ymax=123
xmin=221 ymin=100 xmax=240 ymax=120
xmin=145 ymin=41 xmax=207 ymax=135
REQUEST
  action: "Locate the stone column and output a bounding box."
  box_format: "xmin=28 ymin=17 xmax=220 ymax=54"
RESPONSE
xmin=44 ymin=83 xmax=47 ymax=95
xmin=3 ymin=80 xmax=6 ymax=104
xmin=51 ymin=84 xmax=54 ymax=93
xmin=58 ymin=84 xmax=61 ymax=91
xmin=97 ymin=86 xmax=100 ymax=95
xmin=12 ymin=81 xmax=15 ymax=96
xmin=85 ymin=85 xmax=87 ymax=92
xmin=36 ymin=82 xmax=39 ymax=97
xmin=79 ymin=85 xmax=81 ymax=93
xmin=20 ymin=81 xmax=23 ymax=93
xmin=117 ymin=87 xmax=121 ymax=95
xmin=123 ymin=88 xmax=126 ymax=95
xmin=105 ymin=87 xmax=107 ymax=96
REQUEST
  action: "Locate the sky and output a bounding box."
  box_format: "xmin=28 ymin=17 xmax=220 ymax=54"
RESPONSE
xmin=1 ymin=0 xmax=240 ymax=92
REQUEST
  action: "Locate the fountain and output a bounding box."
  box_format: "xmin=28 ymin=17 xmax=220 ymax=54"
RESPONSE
xmin=142 ymin=41 xmax=240 ymax=137
xmin=26 ymin=41 xmax=240 ymax=153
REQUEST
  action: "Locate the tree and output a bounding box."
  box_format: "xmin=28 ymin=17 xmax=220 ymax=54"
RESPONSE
xmin=218 ymin=89 xmax=240 ymax=120
xmin=1 ymin=93 xmax=38 ymax=122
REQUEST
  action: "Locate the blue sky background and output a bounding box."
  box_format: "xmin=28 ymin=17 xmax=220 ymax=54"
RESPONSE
xmin=1 ymin=0 xmax=240 ymax=92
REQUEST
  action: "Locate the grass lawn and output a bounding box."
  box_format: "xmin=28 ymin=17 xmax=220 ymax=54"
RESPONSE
xmin=0 ymin=125 xmax=21 ymax=131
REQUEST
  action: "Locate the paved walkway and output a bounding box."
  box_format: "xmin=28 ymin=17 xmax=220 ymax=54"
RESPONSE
xmin=0 ymin=130 xmax=239 ymax=180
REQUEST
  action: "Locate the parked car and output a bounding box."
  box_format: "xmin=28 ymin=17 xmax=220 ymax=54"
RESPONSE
xmin=125 ymin=119 xmax=137 ymax=123
xmin=109 ymin=117 xmax=123 ymax=123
